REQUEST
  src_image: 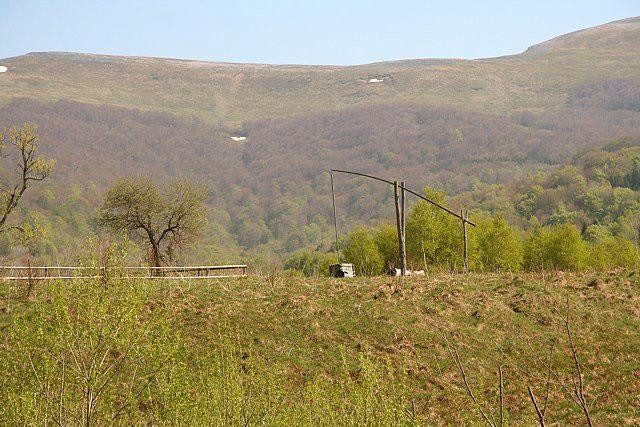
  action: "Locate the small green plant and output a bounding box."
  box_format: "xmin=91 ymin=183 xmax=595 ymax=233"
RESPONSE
xmin=284 ymin=250 xmax=337 ymax=277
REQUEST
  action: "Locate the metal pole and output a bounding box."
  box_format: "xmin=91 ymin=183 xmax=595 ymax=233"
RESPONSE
xmin=330 ymin=171 xmax=340 ymax=261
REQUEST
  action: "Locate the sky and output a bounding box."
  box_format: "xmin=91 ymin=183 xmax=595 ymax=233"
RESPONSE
xmin=1 ymin=0 xmax=639 ymax=65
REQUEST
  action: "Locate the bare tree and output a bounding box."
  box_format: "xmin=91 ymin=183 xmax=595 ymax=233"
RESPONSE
xmin=0 ymin=123 xmax=55 ymax=234
xmin=528 ymin=298 xmax=592 ymax=426
xmin=98 ymin=177 xmax=207 ymax=269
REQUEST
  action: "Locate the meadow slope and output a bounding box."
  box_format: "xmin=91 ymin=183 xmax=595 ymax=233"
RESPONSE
xmin=1 ymin=271 xmax=639 ymax=424
xmin=1 ymin=18 xmax=639 ymax=124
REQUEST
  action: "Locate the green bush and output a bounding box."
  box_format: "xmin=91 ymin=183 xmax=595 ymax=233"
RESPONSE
xmin=524 ymin=224 xmax=587 ymax=271
xmin=475 ymin=215 xmax=523 ymax=272
xmin=582 ymin=224 xmax=613 ymax=243
xmin=586 ymin=237 xmax=639 ymax=270
xmin=406 ymin=188 xmax=461 ymax=271
xmin=284 ymin=251 xmax=338 ymax=277
xmin=373 ymin=224 xmax=399 ymax=272
xmin=342 ymin=227 xmax=384 ymax=276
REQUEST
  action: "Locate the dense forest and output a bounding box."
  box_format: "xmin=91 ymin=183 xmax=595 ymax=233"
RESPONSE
xmin=1 ymin=93 xmax=639 ymax=268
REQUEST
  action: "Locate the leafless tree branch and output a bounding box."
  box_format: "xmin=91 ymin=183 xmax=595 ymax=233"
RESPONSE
xmin=443 ymin=335 xmax=497 ymax=427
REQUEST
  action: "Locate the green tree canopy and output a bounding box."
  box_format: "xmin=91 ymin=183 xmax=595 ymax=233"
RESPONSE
xmin=406 ymin=187 xmax=460 ymax=270
xmin=524 ymin=224 xmax=586 ymax=271
xmin=373 ymin=224 xmax=399 ymax=272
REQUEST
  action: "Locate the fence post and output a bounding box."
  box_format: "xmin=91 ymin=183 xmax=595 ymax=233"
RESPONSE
xmin=330 ymin=171 xmax=340 ymax=262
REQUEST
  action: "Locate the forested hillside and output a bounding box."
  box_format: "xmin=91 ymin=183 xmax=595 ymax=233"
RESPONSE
xmin=1 ymin=17 xmax=639 ymax=264
xmin=298 ymin=136 xmax=640 ymax=276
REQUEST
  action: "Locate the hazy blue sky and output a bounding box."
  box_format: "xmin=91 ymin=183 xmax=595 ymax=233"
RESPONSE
xmin=1 ymin=0 xmax=639 ymax=65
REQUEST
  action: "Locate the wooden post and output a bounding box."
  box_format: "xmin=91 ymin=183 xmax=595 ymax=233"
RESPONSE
xmin=393 ymin=181 xmax=406 ymax=276
xmin=330 ymin=171 xmax=340 ymax=261
xmin=462 ymin=209 xmax=469 ymax=274
xmin=400 ymin=181 xmax=407 ymax=276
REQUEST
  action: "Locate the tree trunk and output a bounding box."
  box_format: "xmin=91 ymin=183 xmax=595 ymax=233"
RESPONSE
xmin=150 ymin=242 xmax=162 ymax=276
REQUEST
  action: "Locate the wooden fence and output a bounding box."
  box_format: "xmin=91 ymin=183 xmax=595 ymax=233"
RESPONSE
xmin=0 ymin=265 xmax=248 ymax=280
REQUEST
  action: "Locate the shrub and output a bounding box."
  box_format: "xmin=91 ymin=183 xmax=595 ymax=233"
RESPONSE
xmin=475 ymin=215 xmax=523 ymax=271
xmin=284 ymin=251 xmax=338 ymax=277
xmin=586 ymin=237 xmax=639 ymax=270
xmin=406 ymin=188 xmax=461 ymax=271
xmin=582 ymin=224 xmax=613 ymax=243
xmin=342 ymin=227 xmax=384 ymax=276
xmin=373 ymin=224 xmax=399 ymax=272
xmin=524 ymin=224 xmax=587 ymax=271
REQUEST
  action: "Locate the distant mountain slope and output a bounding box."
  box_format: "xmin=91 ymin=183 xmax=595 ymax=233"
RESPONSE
xmin=521 ymin=16 xmax=640 ymax=57
xmin=0 ymin=18 xmax=639 ymax=261
xmin=1 ymin=17 xmax=639 ymax=125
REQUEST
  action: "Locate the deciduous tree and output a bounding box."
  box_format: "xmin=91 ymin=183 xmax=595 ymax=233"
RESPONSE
xmin=475 ymin=215 xmax=523 ymax=272
xmin=99 ymin=177 xmax=207 ymax=268
xmin=342 ymin=226 xmax=383 ymax=276
xmin=0 ymin=123 xmax=54 ymax=235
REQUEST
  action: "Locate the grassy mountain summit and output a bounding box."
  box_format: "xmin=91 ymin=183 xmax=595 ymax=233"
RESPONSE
xmin=521 ymin=16 xmax=640 ymax=57
xmin=0 ymin=17 xmax=640 ymax=261
xmin=1 ymin=17 xmax=639 ymax=125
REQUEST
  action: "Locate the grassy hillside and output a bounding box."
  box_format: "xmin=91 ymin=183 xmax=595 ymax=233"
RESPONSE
xmin=1 ymin=18 xmax=639 ymax=125
xmin=1 ymin=272 xmax=639 ymax=424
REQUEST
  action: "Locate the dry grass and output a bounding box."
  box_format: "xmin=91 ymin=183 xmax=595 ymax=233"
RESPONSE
xmin=1 ymin=270 xmax=639 ymax=424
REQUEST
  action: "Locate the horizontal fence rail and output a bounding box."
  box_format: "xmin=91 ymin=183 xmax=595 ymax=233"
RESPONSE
xmin=0 ymin=265 xmax=248 ymax=280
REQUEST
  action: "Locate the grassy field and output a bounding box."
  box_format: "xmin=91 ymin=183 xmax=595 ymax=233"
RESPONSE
xmin=1 ymin=271 xmax=639 ymax=425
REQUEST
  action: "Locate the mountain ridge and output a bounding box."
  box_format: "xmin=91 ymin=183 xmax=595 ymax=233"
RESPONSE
xmin=4 ymin=16 xmax=639 ymax=68
xmin=1 ymin=16 xmax=639 ymax=126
